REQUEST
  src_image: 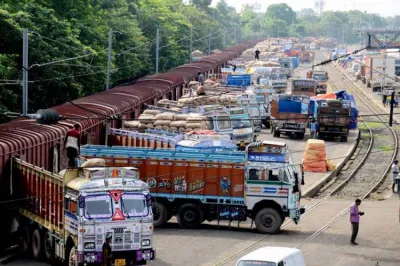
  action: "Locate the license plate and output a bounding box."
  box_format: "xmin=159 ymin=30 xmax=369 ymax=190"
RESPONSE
xmin=237 ymin=129 xmax=245 ymax=134
xmin=115 ymin=259 xmax=126 ymax=266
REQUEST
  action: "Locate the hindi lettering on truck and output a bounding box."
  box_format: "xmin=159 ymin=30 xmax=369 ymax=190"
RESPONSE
xmin=14 ymin=158 xmax=155 ymax=265
xmin=80 ymin=141 xmax=306 ymax=234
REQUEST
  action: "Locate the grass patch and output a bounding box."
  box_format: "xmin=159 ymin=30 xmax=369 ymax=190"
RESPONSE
xmin=377 ymin=144 xmax=392 ymax=153
xmin=364 ymin=121 xmax=385 ymax=129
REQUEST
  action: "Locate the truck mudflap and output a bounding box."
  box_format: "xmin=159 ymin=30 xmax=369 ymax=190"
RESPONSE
xmin=290 ymin=206 xmax=306 ymax=224
xmin=79 ymin=249 xmax=155 ymax=265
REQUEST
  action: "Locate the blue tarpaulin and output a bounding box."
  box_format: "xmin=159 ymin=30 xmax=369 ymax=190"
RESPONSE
xmin=335 ymin=90 xmax=358 ymax=129
xmin=227 ymin=74 xmax=251 ymax=86
xmin=290 ymin=57 xmax=299 ymax=69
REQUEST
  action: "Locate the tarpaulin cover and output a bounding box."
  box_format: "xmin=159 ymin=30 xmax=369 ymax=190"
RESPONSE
xmin=309 ymin=93 xmax=337 ymax=116
xmin=335 ymin=90 xmax=358 ymax=129
xmin=278 ymin=100 xmax=302 ymax=113
xmin=290 ymin=57 xmax=299 ymax=69
xmin=227 ymin=74 xmax=251 ymax=86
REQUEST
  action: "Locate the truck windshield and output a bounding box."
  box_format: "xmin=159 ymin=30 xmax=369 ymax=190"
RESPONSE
xmin=121 ymin=193 xmax=149 ymax=217
xmin=232 ymin=118 xmax=252 ymax=129
xmin=312 ymin=75 xmax=327 ymax=81
xmin=247 ymin=107 xmax=260 ymax=118
xmin=84 ymin=194 xmax=113 ymax=219
xmin=238 ymin=261 xmax=276 ymax=266
xmin=217 ymin=116 xmax=232 ymax=130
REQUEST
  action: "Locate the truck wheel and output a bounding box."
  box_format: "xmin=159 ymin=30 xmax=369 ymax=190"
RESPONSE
xmin=177 ymin=203 xmax=203 ymax=229
xmin=31 ymin=229 xmax=42 ymax=259
xmin=298 ymin=133 xmax=305 ymax=139
xmin=152 ymin=202 xmax=167 ymax=227
xmin=255 ymin=208 xmax=283 ymax=234
xmin=274 ymin=130 xmax=280 ymax=138
xmin=21 ymin=226 xmax=30 ymax=254
xmin=43 ymin=231 xmax=54 ymax=261
xmin=341 ymin=136 xmax=348 ymax=142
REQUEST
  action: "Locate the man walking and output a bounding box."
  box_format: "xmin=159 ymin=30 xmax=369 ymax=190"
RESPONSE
xmin=310 ymin=119 xmax=317 ymax=139
xmin=392 ymin=159 xmax=399 ymax=192
xmin=64 ymin=123 xmax=81 ymax=168
xmin=102 ymin=233 xmax=113 ymax=266
xmin=255 ymin=49 xmax=260 ymax=61
xmin=198 ymin=72 xmax=204 ymax=85
xmin=350 ymin=199 xmax=364 ymax=245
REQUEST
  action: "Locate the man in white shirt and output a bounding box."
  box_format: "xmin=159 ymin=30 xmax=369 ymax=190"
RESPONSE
xmin=392 ymin=159 xmax=399 ymax=192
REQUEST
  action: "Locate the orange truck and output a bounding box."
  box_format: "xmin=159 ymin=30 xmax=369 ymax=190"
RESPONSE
xmin=80 ymin=141 xmax=306 ymax=234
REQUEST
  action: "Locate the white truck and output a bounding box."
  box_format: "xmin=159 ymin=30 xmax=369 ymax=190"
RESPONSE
xmin=15 ymin=158 xmax=155 ymax=266
xmin=364 ymin=54 xmax=395 ymax=91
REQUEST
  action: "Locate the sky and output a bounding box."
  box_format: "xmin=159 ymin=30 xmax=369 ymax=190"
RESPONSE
xmin=211 ymin=0 xmax=400 ymax=17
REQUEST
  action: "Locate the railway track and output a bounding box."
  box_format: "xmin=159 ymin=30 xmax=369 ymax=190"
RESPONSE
xmin=214 ymin=53 xmax=398 ymax=266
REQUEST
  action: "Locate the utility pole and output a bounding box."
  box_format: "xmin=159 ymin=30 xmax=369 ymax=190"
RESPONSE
xmin=190 ymin=27 xmax=193 ymax=63
xmin=22 ymin=28 xmax=29 ymax=116
xmin=381 ymin=35 xmax=387 ymax=93
xmin=389 ymin=91 xmax=395 ymax=126
xmin=156 ymin=28 xmax=160 ymax=74
xmin=222 ymin=29 xmax=226 ymax=49
xmin=234 ymin=25 xmax=237 ymax=45
xmin=208 ymin=30 xmax=211 ymax=55
xmin=106 ymin=28 xmax=113 ymax=90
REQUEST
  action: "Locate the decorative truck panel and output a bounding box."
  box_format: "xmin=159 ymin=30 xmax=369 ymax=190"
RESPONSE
xmin=80 ymin=147 xmax=246 ymax=199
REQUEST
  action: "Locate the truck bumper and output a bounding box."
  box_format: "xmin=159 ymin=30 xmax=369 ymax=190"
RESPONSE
xmin=278 ymin=128 xmax=305 ymax=133
xmin=80 ymin=249 xmax=155 ymax=265
xmin=319 ymin=131 xmax=348 ymax=136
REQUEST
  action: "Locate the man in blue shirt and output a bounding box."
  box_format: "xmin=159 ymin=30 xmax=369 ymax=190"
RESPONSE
xmin=310 ymin=119 xmax=317 ymax=139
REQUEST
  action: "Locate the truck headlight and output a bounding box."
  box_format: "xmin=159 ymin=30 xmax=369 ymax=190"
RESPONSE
xmin=84 ymin=242 xmax=95 ymax=249
xmin=142 ymin=239 xmax=151 ymax=246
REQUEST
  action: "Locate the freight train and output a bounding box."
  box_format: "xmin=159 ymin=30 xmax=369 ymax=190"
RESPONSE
xmin=0 ymin=39 xmax=262 ymax=252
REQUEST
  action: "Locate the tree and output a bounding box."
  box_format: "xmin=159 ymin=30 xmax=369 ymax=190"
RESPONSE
xmin=266 ymin=3 xmax=296 ymax=26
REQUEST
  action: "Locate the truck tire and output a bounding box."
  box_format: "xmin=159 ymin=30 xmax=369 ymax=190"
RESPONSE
xmin=177 ymin=203 xmax=203 ymax=229
xmin=31 ymin=229 xmax=42 ymax=259
xmin=297 ymin=132 xmax=305 ymax=139
xmin=43 ymin=231 xmax=54 ymax=261
xmin=255 ymin=208 xmax=283 ymax=234
xmin=152 ymin=202 xmax=167 ymax=227
xmin=274 ymin=130 xmax=280 ymax=138
xmin=21 ymin=226 xmax=30 ymax=254
xmin=341 ymin=136 xmax=348 ymax=142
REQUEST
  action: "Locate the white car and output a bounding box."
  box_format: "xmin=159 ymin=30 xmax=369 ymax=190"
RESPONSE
xmin=236 ymin=247 xmax=306 ymax=266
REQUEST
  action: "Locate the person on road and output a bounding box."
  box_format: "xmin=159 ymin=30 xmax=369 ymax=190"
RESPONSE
xmin=255 ymin=49 xmax=260 ymax=61
xmin=350 ymin=199 xmax=364 ymax=246
xmin=392 ymin=159 xmax=399 ymax=192
xmin=64 ymin=123 xmax=81 ymax=168
xmin=310 ymin=119 xmax=317 ymax=139
xmin=102 ymin=233 xmax=113 ymax=266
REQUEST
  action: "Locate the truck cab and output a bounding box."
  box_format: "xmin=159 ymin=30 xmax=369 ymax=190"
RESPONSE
xmin=311 ymin=71 xmax=328 ymax=94
xmin=227 ymin=107 xmax=255 ymax=148
xmin=291 ymin=78 xmax=318 ymax=97
xmin=278 ymin=59 xmax=293 ymax=78
xmin=204 ymin=110 xmax=234 ymax=136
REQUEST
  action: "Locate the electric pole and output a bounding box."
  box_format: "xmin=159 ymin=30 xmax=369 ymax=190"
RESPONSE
xmin=234 ymin=25 xmax=237 ymax=45
xmin=389 ymin=91 xmax=395 ymax=126
xmin=208 ymin=30 xmax=211 ymax=55
xmin=381 ymin=35 xmax=387 ymax=93
xmin=22 ymin=28 xmax=29 ymax=116
xmin=156 ymin=28 xmax=160 ymax=74
xmin=190 ymin=27 xmax=193 ymax=63
xmin=106 ymin=28 xmax=113 ymax=90
xmin=222 ymin=29 xmax=226 ymax=49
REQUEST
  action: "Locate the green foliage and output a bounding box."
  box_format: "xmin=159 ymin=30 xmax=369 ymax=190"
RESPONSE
xmin=0 ymin=0 xmax=396 ymax=117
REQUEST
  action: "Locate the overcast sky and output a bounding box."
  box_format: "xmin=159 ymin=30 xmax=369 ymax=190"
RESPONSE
xmin=211 ymin=0 xmax=400 ymax=17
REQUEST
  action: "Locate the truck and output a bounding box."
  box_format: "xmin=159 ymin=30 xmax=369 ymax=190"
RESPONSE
xmin=310 ymin=71 xmax=328 ymax=94
xmin=252 ymin=87 xmax=274 ymax=129
xmin=14 ymin=158 xmax=155 ymax=265
xmin=279 ymin=58 xmax=293 ymax=78
xmin=270 ymin=94 xmax=310 ymax=139
xmin=364 ymin=54 xmax=395 ymax=91
xmin=299 ymin=51 xmax=314 ymax=64
xmin=315 ymin=100 xmax=351 ymax=142
xmin=80 ymin=141 xmax=306 ymax=234
xmin=291 ymin=78 xmax=318 ymax=97
xmin=227 ymin=107 xmax=255 ymax=148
